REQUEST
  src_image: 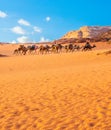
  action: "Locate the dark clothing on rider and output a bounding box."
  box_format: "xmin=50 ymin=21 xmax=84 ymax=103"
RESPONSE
xmin=85 ymin=42 xmax=91 ymax=48
xmin=32 ymin=45 xmax=35 ymax=49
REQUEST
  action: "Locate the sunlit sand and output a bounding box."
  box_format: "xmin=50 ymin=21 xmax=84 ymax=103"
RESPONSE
xmin=0 ymin=42 xmax=111 ymax=130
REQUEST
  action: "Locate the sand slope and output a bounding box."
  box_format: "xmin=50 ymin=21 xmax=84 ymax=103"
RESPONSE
xmin=0 ymin=43 xmax=111 ymax=130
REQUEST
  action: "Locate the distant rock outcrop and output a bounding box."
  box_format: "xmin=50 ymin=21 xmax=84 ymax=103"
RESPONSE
xmin=62 ymin=26 xmax=111 ymax=39
xmin=97 ymin=30 xmax=111 ymax=39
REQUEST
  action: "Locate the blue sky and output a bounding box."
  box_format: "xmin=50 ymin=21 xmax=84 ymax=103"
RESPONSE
xmin=0 ymin=0 xmax=111 ymax=43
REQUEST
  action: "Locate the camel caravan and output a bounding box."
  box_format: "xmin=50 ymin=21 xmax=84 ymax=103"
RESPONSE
xmin=13 ymin=41 xmax=96 ymax=55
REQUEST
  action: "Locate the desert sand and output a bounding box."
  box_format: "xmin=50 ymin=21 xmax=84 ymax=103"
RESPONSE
xmin=0 ymin=42 xmax=111 ymax=130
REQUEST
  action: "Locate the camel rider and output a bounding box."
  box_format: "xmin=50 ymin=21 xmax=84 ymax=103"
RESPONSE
xmin=45 ymin=44 xmax=49 ymax=49
xmin=53 ymin=40 xmax=57 ymax=45
xmin=85 ymin=41 xmax=91 ymax=48
xmin=32 ymin=44 xmax=35 ymax=49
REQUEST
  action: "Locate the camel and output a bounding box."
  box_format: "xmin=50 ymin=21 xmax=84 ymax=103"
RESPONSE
xmin=51 ymin=44 xmax=63 ymax=53
xmin=73 ymin=45 xmax=82 ymax=51
xmin=27 ymin=45 xmax=38 ymax=54
xmin=82 ymin=44 xmax=96 ymax=51
xmin=64 ymin=43 xmax=74 ymax=52
xmin=13 ymin=45 xmax=27 ymax=55
xmin=38 ymin=45 xmax=50 ymax=54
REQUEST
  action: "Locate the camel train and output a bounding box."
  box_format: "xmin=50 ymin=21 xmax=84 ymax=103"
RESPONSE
xmin=13 ymin=41 xmax=96 ymax=55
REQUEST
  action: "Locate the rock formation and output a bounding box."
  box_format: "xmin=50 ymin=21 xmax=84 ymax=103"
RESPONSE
xmin=62 ymin=26 xmax=111 ymax=39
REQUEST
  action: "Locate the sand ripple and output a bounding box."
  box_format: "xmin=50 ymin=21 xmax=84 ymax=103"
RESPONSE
xmin=0 ymin=50 xmax=111 ymax=129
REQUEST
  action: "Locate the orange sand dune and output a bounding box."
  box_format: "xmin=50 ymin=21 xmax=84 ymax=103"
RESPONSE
xmin=0 ymin=42 xmax=111 ymax=130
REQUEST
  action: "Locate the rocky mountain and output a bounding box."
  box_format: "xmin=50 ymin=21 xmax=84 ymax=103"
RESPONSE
xmin=62 ymin=26 xmax=111 ymax=39
xmin=97 ymin=30 xmax=111 ymax=39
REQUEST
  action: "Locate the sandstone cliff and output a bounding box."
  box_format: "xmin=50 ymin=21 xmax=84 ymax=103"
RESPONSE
xmin=98 ymin=30 xmax=111 ymax=39
xmin=62 ymin=26 xmax=111 ymax=39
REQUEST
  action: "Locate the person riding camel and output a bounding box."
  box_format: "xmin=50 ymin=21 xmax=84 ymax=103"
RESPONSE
xmin=85 ymin=41 xmax=91 ymax=48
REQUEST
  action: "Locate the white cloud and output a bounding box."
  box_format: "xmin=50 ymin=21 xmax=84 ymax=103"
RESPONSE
xmin=0 ymin=11 xmax=7 ymax=18
xmin=39 ymin=37 xmax=50 ymax=42
xmin=18 ymin=19 xmax=30 ymax=26
xmin=17 ymin=36 xmax=31 ymax=43
xmin=33 ymin=26 xmax=42 ymax=33
xmin=11 ymin=26 xmax=26 ymax=34
xmin=46 ymin=16 xmax=51 ymax=22
xmin=11 ymin=40 xmax=17 ymax=44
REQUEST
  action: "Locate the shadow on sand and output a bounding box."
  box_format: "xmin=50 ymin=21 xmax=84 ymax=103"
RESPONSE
xmin=97 ymin=50 xmax=111 ymax=55
xmin=0 ymin=54 xmax=9 ymax=57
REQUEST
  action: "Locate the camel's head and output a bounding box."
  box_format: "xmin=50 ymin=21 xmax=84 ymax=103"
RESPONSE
xmin=93 ymin=44 xmax=96 ymax=48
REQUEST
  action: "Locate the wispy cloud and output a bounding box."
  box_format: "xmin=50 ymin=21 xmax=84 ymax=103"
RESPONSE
xmin=0 ymin=10 xmax=7 ymax=18
xmin=33 ymin=26 xmax=42 ymax=33
xmin=17 ymin=36 xmax=31 ymax=43
xmin=11 ymin=26 xmax=26 ymax=35
xmin=39 ymin=37 xmax=50 ymax=42
xmin=46 ymin=16 xmax=51 ymax=22
xmin=18 ymin=19 xmax=30 ymax=26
